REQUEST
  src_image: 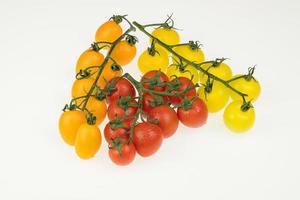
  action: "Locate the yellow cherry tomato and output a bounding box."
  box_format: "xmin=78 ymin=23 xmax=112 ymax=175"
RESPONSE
xmin=111 ymin=40 xmax=136 ymax=66
xmin=72 ymin=78 xmax=94 ymax=104
xmin=151 ymin=28 xmax=180 ymax=53
xmin=173 ymin=45 xmax=205 ymax=64
xmin=85 ymin=97 xmax=107 ymax=125
xmin=198 ymin=82 xmax=229 ymax=113
xmin=97 ymin=60 xmax=122 ymax=87
xmin=229 ymin=75 xmax=261 ymax=102
xmin=223 ymin=100 xmax=255 ymax=133
xmin=166 ymin=65 xmax=199 ymax=84
xmin=59 ymin=110 xmax=86 ymax=145
xmin=200 ymin=62 xmax=232 ymax=84
xmin=138 ymin=49 xmax=169 ymax=74
xmin=75 ymin=123 xmax=102 ymax=159
xmin=95 ymin=20 xmax=122 ymax=46
xmin=76 ymin=49 xmax=104 ymax=75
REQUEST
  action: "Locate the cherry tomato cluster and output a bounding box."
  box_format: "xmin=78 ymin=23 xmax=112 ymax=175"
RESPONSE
xmin=58 ymin=15 xmax=261 ymax=166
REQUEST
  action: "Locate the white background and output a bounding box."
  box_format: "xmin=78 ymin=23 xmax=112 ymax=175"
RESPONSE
xmin=1 ymin=0 xmax=300 ymax=199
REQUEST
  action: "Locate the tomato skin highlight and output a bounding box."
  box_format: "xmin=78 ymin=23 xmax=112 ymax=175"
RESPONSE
xmin=59 ymin=110 xmax=86 ymax=145
xmin=168 ymin=77 xmax=196 ymax=105
xmin=177 ymin=98 xmax=208 ymax=128
xmin=138 ymin=49 xmax=169 ymax=74
xmin=75 ymin=123 xmax=102 ymax=159
xmin=223 ymin=101 xmax=255 ymax=133
xmin=141 ymin=70 xmax=169 ymax=92
xmin=148 ymin=105 xmax=179 ymax=138
xmin=95 ymin=20 xmax=122 ymax=45
xmin=111 ymin=41 xmax=136 ymax=66
xmin=133 ymin=122 xmax=163 ymax=157
xmin=104 ymin=123 xmax=128 ymax=143
xmin=109 ymin=143 xmax=136 ymax=166
xmin=106 ymin=77 xmax=136 ymax=104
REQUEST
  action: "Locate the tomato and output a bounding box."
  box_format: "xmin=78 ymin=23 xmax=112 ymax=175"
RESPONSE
xmin=168 ymin=77 xmax=196 ymax=105
xmin=199 ymin=62 xmax=232 ymax=84
xmin=111 ymin=40 xmax=136 ymax=66
xmin=75 ymin=123 xmax=102 ymax=159
xmin=109 ymin=142 xmax=136 ymax=166
xmin=107 ymin=98 xmax=138 ymax=121
xmin=104 ymin=123 xmax=128 ymax=143
xmin=173 ymin=44 xmax=205 ymax=64
xmin=148 ymin=105 xmax=179 ymax=138
xmin=72 ymin=78 xmax=95 ymax=104
xmin=198 ymin=82 xmax=229 ymax=113
xmin=151 ymin=28 xmax=180 ymax=53
xmin=177 ymin=97 xmax=208 ymax=128
xmin=166 ymin=64 xmax=199 ymax=84
xmin=85 ymin=97 xmax=107 ymax=125
xmin=223 ymin=100 xmax=255 ymax=133
xmin=142 ymin=93 xmax=168 ymax=113
xmin=106 ymin=77 xmax=136 ymax=104
xmin=59 ymin=110 xmax=86 ymax=145
xmin=97 ymin=60 xmax=123 ymax=87
xmin=95 ymin=20 xmax=122 ymax=45
xmin=141 ymin=70 xmax=169 ymax=92
xmin=138 ymin=49 xmax=169 ymax=73
xmin=75 ymin=49 xmax=104 ymax=75
xmin=133 ymin=122 xmax=163 ymax=157
xmin=229 ymin=75 xmax=261 ymax=102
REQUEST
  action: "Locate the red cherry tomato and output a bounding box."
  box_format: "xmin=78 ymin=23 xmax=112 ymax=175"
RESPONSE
xmin=109 ymin=142 xmax=136 ymax=166
xmin=107 ymin=98 xmax=138 ymax=127
xmin=177 ymin=97 xmax=208 ymax=128
xmin=106 ymin=77 xmax=136 ymax=104
xmin=168 ymin=77 xmax=196 ymax=105
xmin=141 ymin=70 xmax=169 ymax=92
xmin=133 ymin=122 xmax=163 ymax=157
xmin=104 ymin=123 xmax=128 ymax=143
xmin=142 ymin=93 xmax=169 ymax=113
xmin=107 ymin=98 xmax=138 ymax=120
xmin=148 ymin=105 xmax=179 ymax=138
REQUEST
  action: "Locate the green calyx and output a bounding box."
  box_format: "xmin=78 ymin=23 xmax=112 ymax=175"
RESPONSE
xmin=86 ymin=113 xmax=97 ymax=125
xmin=110 ymin=137 xmax=124 ymax=156
xmin=117 ymin=96 xmax=137 ymax=111
xmin=126 ymin=35 xmax=138 ymax=45
xmin=91 ymin=42 xmax=101 ymax=51
xmin=245 ymin=66 xmax=256 ymax=81
xmin=149 ymin=95 xmax=164 ymax=107
xmin=76 ymin=69 xmax=91 ymax=80
xmin=188 ymin=40 xmax=202 ymax=51
xmin=179 ymin=96 xmax=196 ymax=110
xmin=109 ymin=117 xmax=128 ymax=130
xmin=240 ymin=101 xmax=253 ymax=112
xmin=111 ymin=63 xmax=121 ymax=72
xmin=142 ymin=71 xmax=166 ymax=89
xmin=211 ymin=58 xmax=227 ymax=67
xmin=111 ymin=15 xmax=124 ymax=24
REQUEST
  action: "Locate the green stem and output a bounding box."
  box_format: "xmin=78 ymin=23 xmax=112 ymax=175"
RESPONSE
xmin=132 ymin=21 xmax=248 ymax=98
xmin=81 ymin=28 xmax=134 ymax=110
xmin=227 ymin=75 xmax=246 ymax=83
xmin=123 ymin=73 xmax=143 ymax=143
